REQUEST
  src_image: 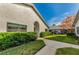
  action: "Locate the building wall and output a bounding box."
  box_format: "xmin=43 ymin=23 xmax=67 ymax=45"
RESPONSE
xmin=75 ymin=19 xmax=79 ymax=36
xmin=0 ymin=3 xmax=48 ymax=32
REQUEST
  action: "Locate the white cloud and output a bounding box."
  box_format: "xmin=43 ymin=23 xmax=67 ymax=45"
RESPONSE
xmin=48 ymin=10 xmax=77 ymax=26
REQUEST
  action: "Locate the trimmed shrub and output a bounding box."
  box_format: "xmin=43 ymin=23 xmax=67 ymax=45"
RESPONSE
xmin=67 ymin=33 xmax=78 ymax=40
xmin=0 ymin=32 xmax=37 ymax=51
xmin=40 ymin=32 xmax=52 ymax=37
xmin=67 ymin=33 xmax=75 ymax=36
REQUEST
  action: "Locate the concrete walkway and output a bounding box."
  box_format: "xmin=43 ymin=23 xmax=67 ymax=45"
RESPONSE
xmin=35 ymin=39 xmax=79 ymax=55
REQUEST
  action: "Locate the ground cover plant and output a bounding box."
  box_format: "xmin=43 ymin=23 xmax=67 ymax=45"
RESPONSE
xmin=45 ymin=34 xmax=78 ymax=45
xmin=56 ymin=47 xmax=79 ymax=55
xmin=0 ymin=40 xmax=45 ymax=55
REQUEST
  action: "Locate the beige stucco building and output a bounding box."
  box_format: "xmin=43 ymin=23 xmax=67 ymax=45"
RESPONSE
xmin=0 ymin=3 xmax=48 ymax=34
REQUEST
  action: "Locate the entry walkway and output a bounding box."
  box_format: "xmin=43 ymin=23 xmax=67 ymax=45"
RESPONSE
xmin=35 ymin=39 xmax=79 ymax=55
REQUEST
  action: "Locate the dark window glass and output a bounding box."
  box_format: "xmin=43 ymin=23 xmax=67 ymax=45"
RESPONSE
xmin=7 ymin=22 xmax=27 ymax=32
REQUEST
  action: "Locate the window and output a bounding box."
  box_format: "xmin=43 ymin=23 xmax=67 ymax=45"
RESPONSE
xmin=77 ymin=27 xmax=79 ymax=34
xmin=7 ymin=22 xmax=27 ymax=32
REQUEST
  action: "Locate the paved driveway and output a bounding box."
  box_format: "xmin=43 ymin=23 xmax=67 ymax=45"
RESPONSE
xmin=35 ymin=39 xmax=79 ymax=55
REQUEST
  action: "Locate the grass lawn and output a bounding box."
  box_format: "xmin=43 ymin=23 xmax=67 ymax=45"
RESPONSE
xmin=0 ymin=40 xmax=45 ymax=55
xmin=56 ymin=47 xmax=79 ymax=55
xmin=45 ymin=34 xmax=78 ymax=45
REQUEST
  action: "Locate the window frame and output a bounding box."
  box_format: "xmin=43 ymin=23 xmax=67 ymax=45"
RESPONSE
xmin=7 ymin=22 xmax=27 ymax=32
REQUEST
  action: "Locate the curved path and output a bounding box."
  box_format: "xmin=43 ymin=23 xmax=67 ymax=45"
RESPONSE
xmin=35 ymin=39 xmax=79 ymax=55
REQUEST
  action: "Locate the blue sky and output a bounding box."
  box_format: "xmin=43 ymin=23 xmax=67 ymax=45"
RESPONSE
xmin=34 ymin=3 xmax=79 ymax=26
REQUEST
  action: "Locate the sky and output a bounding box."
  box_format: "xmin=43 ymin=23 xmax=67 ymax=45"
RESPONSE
xmin=34 ymin=3 xmax=79 ymax=26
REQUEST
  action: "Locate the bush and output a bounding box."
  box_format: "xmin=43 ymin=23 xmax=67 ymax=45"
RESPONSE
xmin=67 ymin=33 xmax=77 ymax=39
xmin=67 ymin=33 xmax=75 ymax=36
xmin=40 ymin=32 xmax=52 ymax=37
xmin=0 ymin=32 xmax=37 ymax=51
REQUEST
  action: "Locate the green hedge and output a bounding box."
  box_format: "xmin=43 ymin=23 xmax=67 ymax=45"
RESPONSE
xmin=67 ymin=33 xmax=77 ymax=39
xmin=0 ymin=32 xmax=37 ymax=51
xmin=40 ymin=32 xmax=52 ymax=37
xmin=67 ymin=33 xmax=75 ymax=36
